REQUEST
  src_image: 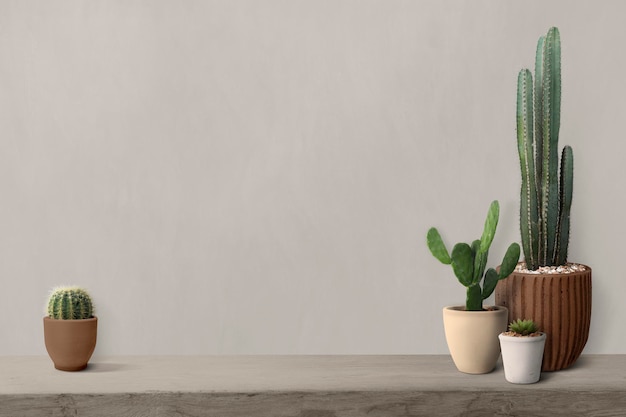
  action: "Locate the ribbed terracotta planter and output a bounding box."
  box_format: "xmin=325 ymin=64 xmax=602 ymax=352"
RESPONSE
xmin=495 ymin=266 xmax=591 ymax=371
xmin=43 ymin=316 xmax=98 ymax=371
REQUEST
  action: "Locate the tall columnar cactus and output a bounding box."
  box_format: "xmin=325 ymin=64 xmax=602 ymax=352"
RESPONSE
xmin=427 ymin=201 xmax=521 ymax=311
xmin=47 ymin=287 xmax=94 ymax=320
xmin=517 ymin=27 xmax=574 ymax=270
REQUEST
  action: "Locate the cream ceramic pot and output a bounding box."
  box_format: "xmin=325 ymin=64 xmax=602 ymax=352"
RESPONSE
xmin=442 ymin=306 xmax=508 ymax=374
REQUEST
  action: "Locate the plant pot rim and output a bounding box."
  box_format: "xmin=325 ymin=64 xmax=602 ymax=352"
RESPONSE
xmin=444 ymin=305 xmax=507 ymax=314
xmin=499 ymin=332 xmax=546 ymax=341
xmin=44 ymin=316 xmax=98 ymax=322
xmin=511 ymin=263 xmax=591 ymax=275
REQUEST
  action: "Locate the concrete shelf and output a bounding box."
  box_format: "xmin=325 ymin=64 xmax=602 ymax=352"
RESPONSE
xmin=1 ymin=355 xmax=625 ymax=416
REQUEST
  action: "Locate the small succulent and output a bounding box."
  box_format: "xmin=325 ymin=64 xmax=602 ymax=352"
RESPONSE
xmin=508 ymin=319 xmax=539 ymax=336
xmin=47 ymin=286 xmax=94 ymax=320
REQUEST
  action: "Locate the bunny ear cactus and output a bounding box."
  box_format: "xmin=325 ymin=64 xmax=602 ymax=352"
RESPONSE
xmin=47 ymin=286 xmax=94 ymax=320
xmin=427 ymin=201 xmax=521 ymax=311
xmin=517 ymin=27 xmax=573 ymax=270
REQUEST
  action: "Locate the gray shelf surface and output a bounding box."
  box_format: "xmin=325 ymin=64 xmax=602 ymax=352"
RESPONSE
xmin=1 ymin=355 xmax=625 ymax=416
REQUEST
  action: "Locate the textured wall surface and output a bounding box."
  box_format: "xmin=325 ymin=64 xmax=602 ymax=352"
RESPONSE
xmin=0 ymin=1 xmax=623 ymax=355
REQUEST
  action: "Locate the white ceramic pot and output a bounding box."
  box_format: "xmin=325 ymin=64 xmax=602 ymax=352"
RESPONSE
xmin=442 ymin=306 xmax=508 ymax=374
xmin=499 ymin=332 xmax=546 ymax=384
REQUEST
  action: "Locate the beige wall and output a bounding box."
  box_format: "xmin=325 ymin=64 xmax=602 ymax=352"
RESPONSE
xmin=0 ymin=1 xmax=623 ymax=355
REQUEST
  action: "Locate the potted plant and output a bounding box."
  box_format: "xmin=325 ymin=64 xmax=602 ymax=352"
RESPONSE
xmin=499 ymin=319 xmax=546 ymax=384
xmin=427 ymin=200 xmax=520 ymax=374
xmin=43 ymin=286 xmax=98 ymax=371
xmin=494 ymin=27 xmax=592 ymax=371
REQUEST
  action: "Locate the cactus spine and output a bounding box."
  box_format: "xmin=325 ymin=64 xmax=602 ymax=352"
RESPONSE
xmin=47 ymin=286 xmax=94 ymax=320
xmin=427 ymin=201 xmax=521 ymax=311
xmin=517 ymin=27 xmax=573 ymax=270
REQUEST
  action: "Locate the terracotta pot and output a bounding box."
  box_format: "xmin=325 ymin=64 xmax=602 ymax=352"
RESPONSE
xmin=442 ymin=306 xmax=508 ymax=374
xmin=495 ymin=266 xmax=591 ymax=371
xmin=499 ymin=332 xmax=546 ymax=384
xmin=43 ymin=316 xmax=98 ymax=371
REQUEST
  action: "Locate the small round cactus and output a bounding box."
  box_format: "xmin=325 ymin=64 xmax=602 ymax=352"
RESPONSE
xmin=508 ymin=319 xmax=539 ymax=336
xmin=47 ymin=286 xmax=94 ymax=320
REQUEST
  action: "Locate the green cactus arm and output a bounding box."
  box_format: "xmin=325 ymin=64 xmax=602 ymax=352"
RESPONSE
xmin=534 ymin=35 xmax=545 ymax=187
xmin=481 ymin=268 xmax=501 ymax=301
xmin=466 ymin=284 xmax=483 ymax=311
xmin=482 ymin=243 xmax=520 ymax=300
xmin=540 ymin=27 xmax=561 ymax=266
xmin=499 ymin=242 xmax=521 ymax=278
xmin=451 ymin=243 xmax=474 ymax=287
xmin=545 ymin=28 xmax=562 ymax=158
xmin=556 ymin=145 xmax=573 ymax=265
xmin=471 ymin=239 xmax=487 ymax=285
xmin=479 ymin=200 xmax=499 ymax=253
xmin=472 ymin=200 xmax=499 ymax=284
xmin=517 ymin=68 xmax=540 ymax=270
xmin=426 ymin=227 xmax=451 ymax=265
